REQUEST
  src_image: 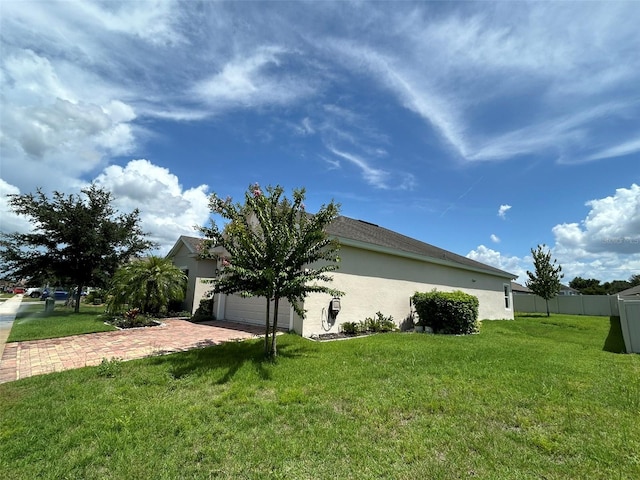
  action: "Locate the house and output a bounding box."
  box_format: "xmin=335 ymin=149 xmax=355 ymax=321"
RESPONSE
xmin=618 ymin=285 xmax=640 ymax=297
xmin=558 ymin=284 xmax=580 ymax=296
xmin=166 ymin=216 xmax=517 ymax=337
xmin=511 ymin=281 xmax=533 ymax=295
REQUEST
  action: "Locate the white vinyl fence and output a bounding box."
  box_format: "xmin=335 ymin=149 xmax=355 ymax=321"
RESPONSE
xmin=514 ymin=294 xmax=619 ymax=316
xmin=618 ymin=296 xmax=640 ymax=354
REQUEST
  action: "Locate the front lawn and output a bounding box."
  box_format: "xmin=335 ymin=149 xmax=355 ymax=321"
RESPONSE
xmin=1 ymin=314 xmax=638 ymax=479
xmin=7 ymin=304 xmax=116 ymax=342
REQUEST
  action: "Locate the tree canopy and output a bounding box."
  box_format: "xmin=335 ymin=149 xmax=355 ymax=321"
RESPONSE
xmin=0 ymin=184 xmax=155 ymax=312
xmin=569 ymin=276 xmax=635 ymax=295
xmin=526 ymin=244 xmax=563 ymax=316
xmin=200 ymin=183 xmax=342 ymax=357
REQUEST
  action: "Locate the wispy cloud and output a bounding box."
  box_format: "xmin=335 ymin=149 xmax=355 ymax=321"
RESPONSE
xmin=585 ymin=137 xmax=640 ymax=162
xmin=192 ymin=46 xmax=317 ymax=109
xmin=490 ymin=234 xmax=500 ymax=243
xmin=327 ymin=146 xmax=389 ymax=189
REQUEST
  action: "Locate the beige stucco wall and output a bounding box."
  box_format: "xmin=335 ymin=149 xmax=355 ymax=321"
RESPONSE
xmin=301 ymin=245 xmax=514 ymax=337
xmin=169 ymin=242 xmax=217 ymax=313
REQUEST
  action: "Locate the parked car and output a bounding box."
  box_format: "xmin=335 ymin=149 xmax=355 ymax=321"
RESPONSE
xmin=41 ymin=289 xmax=69 ymax=301
xmin=26 ymin=287 xmax=43 ymax=298
xmin=13 ymin=287 xmax=25 ymax=295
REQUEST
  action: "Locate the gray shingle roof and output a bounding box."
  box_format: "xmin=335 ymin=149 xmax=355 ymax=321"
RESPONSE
xmin=180 ymin=235 xmax=202 ymax=254
xmin=326 ymin=216 xmax=515 ymax=278
xmin=618 ymin=285 xmax=640 ymax=296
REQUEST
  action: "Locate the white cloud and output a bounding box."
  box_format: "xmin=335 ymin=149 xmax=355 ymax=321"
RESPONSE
xmin=552 ymin=184 xmax=640 ymax=255
xmin=467 ymin=245 xmax=527 ymax=282
xmin=0 ymin=49 xmax=137 ymax=192
xmin=550 ymin=184 xmax=640 ymax=281
xmin=93 ymin=160 xmax=210 ymax=254
xmin=0 ymin=180 xmax=32 ymax=235
xmin=498 ymin=204 xmax=512 ymax=219
xmin=490 ymin=234 xmax=500 ymax=243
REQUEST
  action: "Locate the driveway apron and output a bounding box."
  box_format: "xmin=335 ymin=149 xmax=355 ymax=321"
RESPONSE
xmin=0 ymin=319 xmax=264 ymax=384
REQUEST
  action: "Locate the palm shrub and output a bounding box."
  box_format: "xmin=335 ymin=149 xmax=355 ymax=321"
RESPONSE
xmin=106 ymin=256 xmax=187 ymax=316
xmin=412 ymin=290 xmax=479 ymax=334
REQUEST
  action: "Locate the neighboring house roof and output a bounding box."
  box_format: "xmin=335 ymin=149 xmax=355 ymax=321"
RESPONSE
xmin=618 ymin=285 xmax=640 ymax=296
xmin=166 ymin=235 xmax=204 ymax=258
xmin=511 ymin=281 xmax=533 ymax=294
xmin=326 ymin=216 xmax=516 ymax=279
xmin=168 ymin=216 xmax=517 ymax=279
xmin=559 ymin=284 xmax=580 ymax=294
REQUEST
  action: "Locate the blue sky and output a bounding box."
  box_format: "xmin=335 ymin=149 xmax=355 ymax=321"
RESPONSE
xmin=1 ymin=1 xmax=639 ymax=283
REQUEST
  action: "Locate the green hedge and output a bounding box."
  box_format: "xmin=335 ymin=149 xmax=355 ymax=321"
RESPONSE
xmin=412 ymin=290 xmax=479 ymax=334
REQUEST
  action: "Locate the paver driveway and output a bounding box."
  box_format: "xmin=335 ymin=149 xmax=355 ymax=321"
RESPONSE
xmin=0 ymin=319 xmax=264 ymax=384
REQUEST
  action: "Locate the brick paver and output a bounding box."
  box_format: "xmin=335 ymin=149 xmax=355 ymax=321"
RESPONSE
xmin=0 ymin=319 xmax=264 ymax=384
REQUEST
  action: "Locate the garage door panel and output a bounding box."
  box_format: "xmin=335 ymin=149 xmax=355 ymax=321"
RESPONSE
xmin=224 ymin=294 xmax=292 ymax=326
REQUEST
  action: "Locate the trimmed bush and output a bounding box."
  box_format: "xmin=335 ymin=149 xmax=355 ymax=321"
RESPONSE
xmin=192 ymin=297 xmax=215 ymax=321
xmin=412 ymin=290 xmax=479 ymax=334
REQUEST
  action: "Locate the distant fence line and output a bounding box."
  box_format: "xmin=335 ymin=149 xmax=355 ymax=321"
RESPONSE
xmin=514 ymin=294 xmax=620 ymax=316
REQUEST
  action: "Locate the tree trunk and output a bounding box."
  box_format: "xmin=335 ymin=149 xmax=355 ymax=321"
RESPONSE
xmin=546 ymin=299 xmax=550 ymax=317
xmin=270 ymin=297 xmax=280 ymax=357
xmin=74 ymin=283 xmax=83 ymax=313
xmin=264 ymin=297 xmax=271 ymax=355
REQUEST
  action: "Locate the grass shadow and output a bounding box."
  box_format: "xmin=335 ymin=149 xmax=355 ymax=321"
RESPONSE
xmin=148 ymin=334 xmax=315 ymax=383
xmin=603 ymin=316 xmax=626 ymax=353
xmin=515 ymin=312 xmax=548 ymax=318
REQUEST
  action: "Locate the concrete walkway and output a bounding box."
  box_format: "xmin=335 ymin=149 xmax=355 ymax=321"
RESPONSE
xmin=0 ymin=318 xmax=264 ymax=384
xmin=0 ymin=295 xmax=23 ymax=362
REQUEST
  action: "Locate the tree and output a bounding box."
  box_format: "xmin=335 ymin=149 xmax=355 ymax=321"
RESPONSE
xmin=569 ymin=277 xmax=604 ymax=295
xmin=569 ymin=276 xmax=632 ymax=295
xmin=107 ymin=256 xmax=187 ymax=315
xmin=200 ymin=184 xmax=342 ymax=357
xmin=526 ymin=244 xmax=564 ymax=316
xmin=0 ymin=185 xmax=155 ymax=312
xmin=629 ymin=274 xmax=640 ymax=287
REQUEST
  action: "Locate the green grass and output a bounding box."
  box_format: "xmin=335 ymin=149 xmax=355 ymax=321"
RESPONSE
xmin=1 ymin=314 xmax=639 ymax=479
xmin=6 ymin=304 xmax=116 ymax=342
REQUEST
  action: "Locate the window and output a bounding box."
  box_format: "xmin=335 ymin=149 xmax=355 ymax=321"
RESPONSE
xmin=503 ymin=284 xmax=511 ymax=309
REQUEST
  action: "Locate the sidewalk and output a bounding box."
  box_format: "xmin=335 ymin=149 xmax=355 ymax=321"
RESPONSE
xmin=0 ymin=318 xmax=264 ymax=384
xmin=0 ymin=295 xmax=23 ymax=361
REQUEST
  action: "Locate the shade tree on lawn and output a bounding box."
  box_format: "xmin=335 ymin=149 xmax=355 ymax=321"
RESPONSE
xmin=0 ymin=185 xmax=155 ymax=312
xmin=199 ymin=183 xmax=342 ymax=357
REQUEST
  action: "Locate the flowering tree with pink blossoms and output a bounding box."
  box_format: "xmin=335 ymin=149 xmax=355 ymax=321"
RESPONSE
xmin=199 ymin=184 xmax=342 ymax=357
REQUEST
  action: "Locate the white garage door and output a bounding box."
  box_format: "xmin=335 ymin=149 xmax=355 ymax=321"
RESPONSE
xmin=223 ymin=294 xmax=292 ymax=328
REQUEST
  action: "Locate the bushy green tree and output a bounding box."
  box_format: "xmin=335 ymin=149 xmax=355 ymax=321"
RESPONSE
xmin=569 ymin=276 xmax=632 ymax=294
xmin=0 ymin=185 xmax=154 ymax=312
xmin=526 ymin=244 xmax=563 ymax=316
xmin=107 ymin=256 xmax=187 ymax=315
xmin=200 ymin=184 xmax=342 ymax=357
xmin=569 ymin=277 xmax=604 ymax=295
